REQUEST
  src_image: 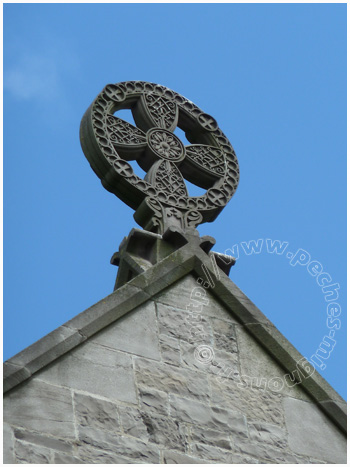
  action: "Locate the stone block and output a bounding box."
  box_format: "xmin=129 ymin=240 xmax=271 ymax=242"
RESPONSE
xmin=38 ymin=341 xmax=137 ymax=404
xmin=14 ymin=428 xmax=73 ymax=454
xmin=135 ymin=357 xmax=210 ymax=401
xmin=119 ymin=405 xmax=149 ymax=440
xmin=119 ymin=404 xmax=188 ymax=450
xmin=180 ymin=340 xmax=239 ymax=380
xmin=159 ymin=334 xmax=182 ymax=366
xmin=91 ymin=301 xmax=160 ymax=361
xmin=163 ymin=449 xmax=210 ymax=464
xmin=155 ymin=275 xmax=238 ymax=322
xmin=209 ymin=375 xmax=284 ymax=426
xmin=283 ymin=397 xmax=347 ymax=463
xmin=53 ymin=452 xmax=84 ymax=463
xmin=248 ymin=421 xmax=287 ymax=450
xmin=190 ymin=426 xmax=231 ymax=451
xmin=78 ymin=425 xmax=160 ymax=463
xmin=3 ymin=423 xmax=15 ymax=464
xmin=74 ymin=392 xmax=121 ymax=432
xmin=77 ymin=445 xmax=143 ymax=464
xmin=169 ymin=394 xmax=247 ymax=436
xmin=157 ymin=302 xmax=213 ymax=345
xmin=15 ymin=440 xmax=52 ymax=464
xmin=138 ymin=386 xmax=169 ymax=416
xmin=231 ymin=437 xmax=303 ymax=463
xmin=236 ymin=325 xmax=311 ymax=400
xmin=210 ymin=317 xmax=238 ymax=353
xmin=144 ymin=413 xmax=188 ymax=450
xmin=190 ymin=443 xmax=233 ymax=463
xmin=4 ymin=379 xmax=75 ymax=439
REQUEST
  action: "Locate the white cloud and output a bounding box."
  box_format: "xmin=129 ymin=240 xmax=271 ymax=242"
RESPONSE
xmin=4 ymin=55 xmax=61 ymax=101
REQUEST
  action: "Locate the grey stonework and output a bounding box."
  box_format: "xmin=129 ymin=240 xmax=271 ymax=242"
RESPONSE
xmin=4 ymin=275 xmax=346 ymax=464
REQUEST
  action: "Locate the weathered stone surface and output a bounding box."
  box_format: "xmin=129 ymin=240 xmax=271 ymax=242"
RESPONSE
xmin=248 ymin=421 xmax=287 ymax=450
xmin=210 ymin=375 xmax=284 ymax=426
xmin=230 ymin=452 xmax=260 ymax=464
xmin=54 ymin=452 xmax=84 ymax=464
xmin=38 ymin=341 xmax=137 ymax=403
xmin=236 ymin=325 xmax=311 ymax=400
xmin=14 ymin=428 xmax=73 ymax=454
xmin=119 ymin=405 xmax=149 ymax=440
xmin=159 ymin=334 xmax=182 ymax=366
xmin=211 ymin=317 xmax=238 ymax=353
xmin=163 ymin=449 xmax=210 ymax=464
xmin=15 ymin=440 xmax=52 ymax=463
xmin=231 ymin=437 xmax=304 ymax=464
xmin=78 ymin=425 xmax=160 ymax=463
xmin=138 ymin=386 xmax=169 ymax=416
xmin=135 ymin=357 xmax=210 ymax=401
xmin=142 ymin=413 xmax=188 ymax=450
xmin=4 ymin=379 xmax=75 ymax=438
xmin=92 ymin=301 xmax=160 ymax=360
xmin=190 ymin=443 xmax=233 ymax=463
xmin=3 ymin=423 xmax=15 ymax=464
xmin=155 ymin=275 xmax=238 ymax=322
xmin=119 ymin=404 xmax=187 ymax=450
xmin=77 ymin=445 xmax=143 ymax=464
xmin=283 ymin=397 xmax=347 ymax=463
xmin=190 ymin=426 xmax=231 ymax=451
xmin=157 ymin=302 xmax=212 ymax=345
xmin=74 ymin=392 xmax=120 ymax=432
xmin=180 ymin=340 xmax=239 ymax=380
xmin=169 ymin=394 xmax=247 ymax=436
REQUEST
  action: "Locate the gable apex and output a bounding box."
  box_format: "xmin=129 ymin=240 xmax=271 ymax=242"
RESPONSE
xmin=4 ymin=236 xmax=346 ymax=436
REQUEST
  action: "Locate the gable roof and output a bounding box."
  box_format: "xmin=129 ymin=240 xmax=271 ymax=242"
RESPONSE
xmin=4 ymin=234 xmax=346 ymax=434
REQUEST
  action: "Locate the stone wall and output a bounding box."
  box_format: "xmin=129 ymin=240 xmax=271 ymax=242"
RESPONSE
xmin=4 ymin=275 xmax=346 ymax=464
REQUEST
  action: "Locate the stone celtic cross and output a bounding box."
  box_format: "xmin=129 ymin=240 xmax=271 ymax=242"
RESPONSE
xmin=80 ymin=81 xmax=239 ymax=236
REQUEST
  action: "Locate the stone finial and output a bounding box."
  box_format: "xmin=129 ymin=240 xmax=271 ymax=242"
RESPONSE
xmin=80 ymin=81 xmax=239 ymax=236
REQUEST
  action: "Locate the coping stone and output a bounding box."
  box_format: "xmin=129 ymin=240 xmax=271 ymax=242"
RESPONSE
xmin=3 ymin=362 xmax=31 ymax=393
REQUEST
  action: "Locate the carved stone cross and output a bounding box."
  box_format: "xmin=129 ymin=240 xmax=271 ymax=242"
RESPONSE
xmin=80 ymin=81 xmax=239 ymax=235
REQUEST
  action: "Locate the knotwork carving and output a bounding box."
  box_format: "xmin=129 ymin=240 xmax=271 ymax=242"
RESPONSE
xmin=152 ymin=161 xmax=188 ymax=198
xmin=80 ymin=81 xmax=240 ymax=235
xmin=107 ymin=116 xmax=146 ymax=146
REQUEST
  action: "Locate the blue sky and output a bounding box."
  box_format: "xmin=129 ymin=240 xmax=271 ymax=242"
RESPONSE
xmin=4 ymin=4 xmax=346 ymax=399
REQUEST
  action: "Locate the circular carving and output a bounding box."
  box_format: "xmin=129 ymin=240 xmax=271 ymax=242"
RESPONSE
xmin=198 ymin=113 xmax=218 ymax=131
xmin=147 ymin=129 xmax=185 ymax=162
xmin=80 ymin=81 xmax=240 ymax=230
xmin=207 ymin=188 xmax=227 ymax=206
xmin=113 ymin=160 xmax=133 ymax=177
